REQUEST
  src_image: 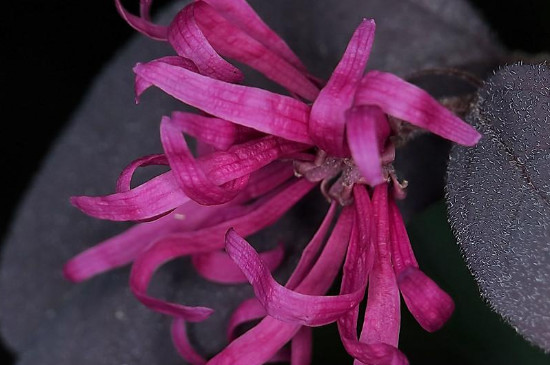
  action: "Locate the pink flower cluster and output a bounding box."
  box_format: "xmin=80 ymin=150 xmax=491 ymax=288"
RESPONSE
xmin=65 ymin=1 xmax=480 ymax=364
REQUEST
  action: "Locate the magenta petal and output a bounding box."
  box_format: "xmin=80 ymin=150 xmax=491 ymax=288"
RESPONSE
xmin=64 ymin=200 xmax=225 ymax=282
xmin=168 ymin=3 xmax=243 ymax=83
xmin=201 ymin=0 xmax=307 ymax=72
xmin=130 ymin=237 xmax=215 ymax=321
xmin=337 ymin=187 xmax=408 ymax=365
xmin=388 ymin=200 xmax=418 ymax=274
xmin=154 ymin=178 xmax=314 ymax=252
xmin=128 ymin=179 xmax=313 ymax=320
xmin=116 ymin=154 xmax=169 ymax=193
xmin=347 ymin=106 xmax=390 ymax=186
xmin=209 ymin=317 xmax=300 ymax=365
xmin=114 ymin=0 xmax=168 ymax=40
xmin=269 ymin=348 xmax=291 ymax=363
xmin=291 ymin=326 xmax=312 ymax=365
xmin=293 ymin=205 xmax=355 ymax=295
xmin=135 ymin=56 xmax=198 ymax=102
xmin=192 ymin=244 xmax=284 ymax=284
xmin=309 ymin=19 xmax=376 ymax=156
xmin=171 ymin=111 xmax=257 ymax=151
xmin=139 ymin=0 xmax=153 ymax=20
xmin=200 ymin=136 xmax=308 ymax=186
xmin=284 ymin=202 xmax=338 ymax=290
xmin=397 ymin=266 xmax=455 ymax=333
xmin=225 ymin=229 xmax=362 ymax=326
xmin=194 ymin=1 xmax=319 ymax=101
xmin=226 ymin=298 xmax=266 ymax=341
xmin=134 ymin=61 xmax=313 ymax=144
xmin=356 ymin=71 xmax=481 ymax=146
xmin=212 ymin=202 xmax=352 ymax=365
xmin=358 ymin=184 xmax=400 ymax=347
xmin=161 ymin=117 xmax=249 ymax=205
xmin=71 ymin=171 xmax=189 ymax=221
xmin=171 ymin=318 xmax=207 ymax=365
xmin=233 ymin=161 xmax=294 ymax=204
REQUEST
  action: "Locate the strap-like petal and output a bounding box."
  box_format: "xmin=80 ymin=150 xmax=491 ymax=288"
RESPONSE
xmin=129 ymin=179 xmax=314 ymax=320
xmin=284 ymin=202 xmax=337 ymax=290
xmin=70 ymin=172 xmax=189 ymax=221
xmin=210 ymin=207 xmax=353 ymax=365
xmin=194 ymin=1 xmax=319 ymax=100
xmin=171 ymin=111 xmax=258 ymax=151
xmin=134 ymin=61 xmax=313 ymax=144
xmin=225 ymin=229 xmax=363 ymax=326
xmin=309 ymin=19 xmax=376 ymax=156
xmin=192 ymin=244 xmax=284 ymax=284
xmin=337 ymin=187 xmax=408 ymax=365
xmin=171 ymin=318 xmax=207 ymax=365
xmin=114 ymin=0 xmax=168 ymax=40
xmin=226 ymin=298 xmax=266 ymax=341
xmin=357 ymin=184 xmax=400 ymax=351
xmin=161 ymin=117 xmax=249 ymax=205
xmin=356 ymin=71 xmax=481 ymax=146
xmin=346 ymin=106 xmax=390 ymax=186
xmin=200 ymin=0 xmax=307 ymax=72
xmin=291 ymin=327 xmax=312 ymax=365
xmin=64 ymin=201 xmax=218 ymax=282
xmin=168 ymin=3 xmax=243 ymax=83
xmin=134 ymin=56 xmax=198 ymax=103
xmin=116 ymin=154 xmax=169 ymax=193
xmin=397 ymin=266 xmax=455 ymax=333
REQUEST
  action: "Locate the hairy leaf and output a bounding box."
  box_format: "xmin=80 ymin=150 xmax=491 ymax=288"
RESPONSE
xmin=447 ymin=64 xmax=550 ymax=351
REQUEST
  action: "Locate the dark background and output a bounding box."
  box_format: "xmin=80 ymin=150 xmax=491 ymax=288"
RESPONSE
xmin=1 ymin=0 xmax=550 ymax=363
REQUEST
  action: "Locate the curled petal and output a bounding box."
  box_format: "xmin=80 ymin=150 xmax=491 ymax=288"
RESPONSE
xmin=284 ymin=202 xmax=338 ymax=290
xmin=131 ymin=237 xmax=215 ymax=321
xmin=225 ymin=229 xmax=362 ymax=326
xmin=114 ymin=0 xmax=168 ymax=40
xmin=116 ymin=154 xmax=169 ymax=193
xmin=194 ymin=1 xmax=319 ymax=100
xmin=171 ymin=111 xmax=258 ymax=151
xmin=309 ymin=19 xmax=376 ymax=156
xmin=212 ymin=202 xmax=352 ymax=365
xmin=292 ymin=205 xmax=355 ymax=295
xmin=192 ymin=244 xmax=284 ymax=284
xmin=71 ymin=172 xmax=189 ymax=221
xmin=347 ymin=106 xmax=390 ymax=186
xmin=134 ymin=61 xmax=313 ymax=144
xmin=397 ymin=266 xmax=455 ymax=333
xmin=356 ymin=71 xmax=481 ymax=146
xmin=171 ymin=318 xmax=207 ymax=365
xmin=168 ymin=4 xmax=243 ymax=83
xmin=129 ymin=179 xmax=314 ymax=319
xmin=64 ymin=201 xmax=218 ymax=282
xmin=135 ymin=56 xmax=198 ymax=103
xmin=161 ymin=116 xmax=249 ymax=205
xmin=227 ymin=298 xmax=266 ymax=341
xmin=201 ymin=0 xmax=306 ymax=71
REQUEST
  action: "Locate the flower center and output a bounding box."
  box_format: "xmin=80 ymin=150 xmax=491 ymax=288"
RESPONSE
xmin=293 ymin=147 xmax=407 ymax=206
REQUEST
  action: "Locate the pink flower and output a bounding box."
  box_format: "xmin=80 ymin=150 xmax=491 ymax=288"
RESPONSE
xmin=66 ymin=1 xmax=479 ymax=364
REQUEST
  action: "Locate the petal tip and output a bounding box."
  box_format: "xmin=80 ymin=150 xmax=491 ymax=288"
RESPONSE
xmin=398 ymin=267 xmax=455 ymax=332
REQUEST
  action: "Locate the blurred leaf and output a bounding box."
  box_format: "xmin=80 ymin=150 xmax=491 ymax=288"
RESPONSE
xmin=446 ymin=64 xmax=550 ymax=351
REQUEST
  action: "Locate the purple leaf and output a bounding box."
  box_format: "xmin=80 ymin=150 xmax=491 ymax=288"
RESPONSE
xmin=447 ymin=64 xmax=550 ymax=351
